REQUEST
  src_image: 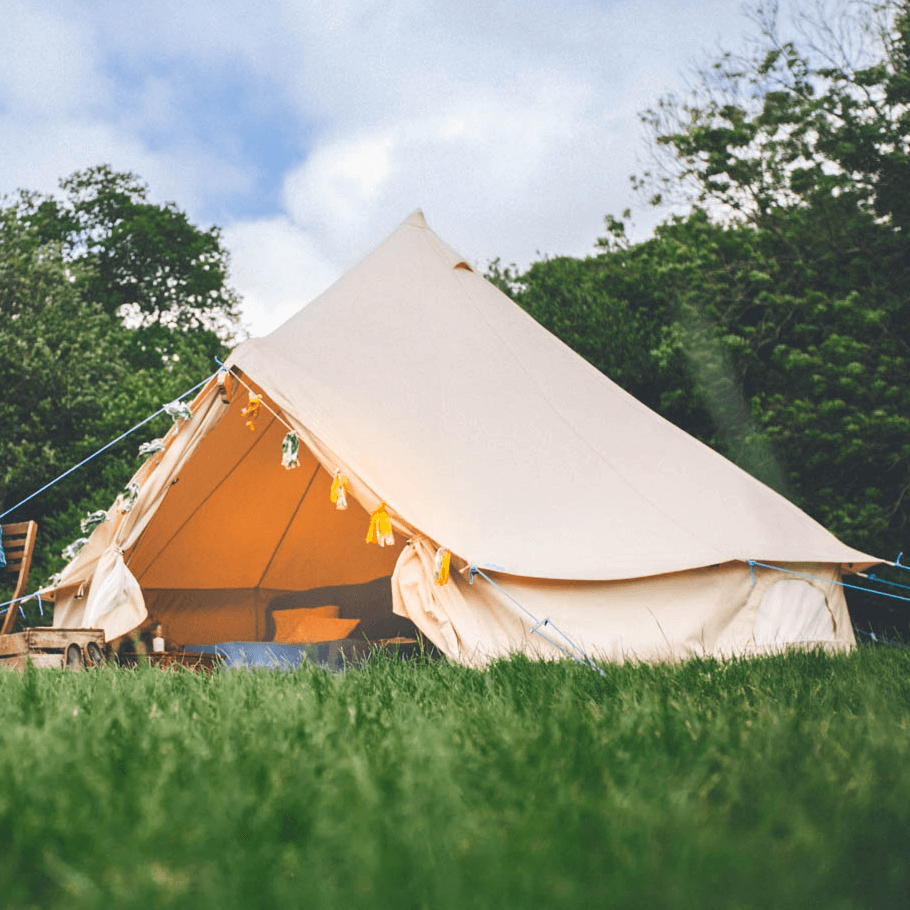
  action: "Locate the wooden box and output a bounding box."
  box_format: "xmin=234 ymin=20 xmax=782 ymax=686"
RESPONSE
xmin=0 ymin=628 xmax=105 ymax=672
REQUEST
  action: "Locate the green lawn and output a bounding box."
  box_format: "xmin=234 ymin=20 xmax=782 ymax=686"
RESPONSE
xmin=0 ymin=647 xmax=907 ymax=909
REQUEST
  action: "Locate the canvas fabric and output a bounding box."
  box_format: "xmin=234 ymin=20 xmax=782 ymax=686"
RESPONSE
xmin=391 ymin=539 xmax=854 ymax=664
xmin=52 ymin=211 xmax=877 ymax=659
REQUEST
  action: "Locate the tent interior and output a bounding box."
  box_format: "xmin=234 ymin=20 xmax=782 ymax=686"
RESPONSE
xmin=123 ymin=379 xmax=418 ymax=651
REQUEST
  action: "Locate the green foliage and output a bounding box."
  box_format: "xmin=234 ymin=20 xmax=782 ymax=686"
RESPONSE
xmin=0 ymin=168 xmax=242 ymax=602
xmin=0 ymin=651 xmax=908 ymax=909
xmin=639 ymin=2 xmax=910 ymax=227
xmin=21 ymin=166 xmax=240 ymax=339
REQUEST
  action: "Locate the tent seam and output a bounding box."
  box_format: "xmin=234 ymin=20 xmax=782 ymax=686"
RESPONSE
xmin=132 ymin=411 xmax=280 ymax=584
xmin=254 ymin=462 xmax=321 ymax=589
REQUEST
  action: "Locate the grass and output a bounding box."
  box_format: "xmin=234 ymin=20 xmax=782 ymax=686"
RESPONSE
xmin=0 ymin=647 xmax=908 ymax=909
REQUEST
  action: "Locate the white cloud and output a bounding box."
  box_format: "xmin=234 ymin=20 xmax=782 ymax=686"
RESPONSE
xmin=255 ymin=0 xmax=757 ymax=326
xmin=222 ymin=216 xmax=340 ymax=337
xmin=0 ymin=0 xmax=761 ymax=335
xmin=275 ymin=54 xmax=643 ymax=282
xmin=0 ymin=114 xmax=251 ymax=223
xmin=0 ymin=1 xmax=111 ymax=116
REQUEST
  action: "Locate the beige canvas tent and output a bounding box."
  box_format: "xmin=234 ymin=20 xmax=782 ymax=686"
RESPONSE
xmin=52 ymin=211 xmax=879 ymax=665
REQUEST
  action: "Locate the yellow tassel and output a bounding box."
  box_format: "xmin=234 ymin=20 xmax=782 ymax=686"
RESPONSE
xmin=240 ymin=391 xmax=262 ymax=431
xmin=366 ymin=502 xmax=394 ymax=547
xmin=330 ymin=472 xmax=348 ymax=510
xmin=434 ymin=547 xmax=451 ymax=586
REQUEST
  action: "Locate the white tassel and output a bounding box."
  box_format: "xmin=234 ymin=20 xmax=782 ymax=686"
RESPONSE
xmin=282 ymin=432 xmax=300 ymax=470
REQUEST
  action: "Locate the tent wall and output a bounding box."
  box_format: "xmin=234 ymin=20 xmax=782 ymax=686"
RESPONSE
xmin=393 ymin=538 xmax=855 ymax=665
xmin=143 ymin=575 xmax=416 ymax=647
xmin=128 ymin=384 xmax=402 ymax=592
xmin=141 ymin=588 xmax=273 ymax=644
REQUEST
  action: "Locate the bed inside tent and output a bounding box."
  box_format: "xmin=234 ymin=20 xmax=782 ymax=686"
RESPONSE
xmin=102 ymin=375 xmax=422 ymax=665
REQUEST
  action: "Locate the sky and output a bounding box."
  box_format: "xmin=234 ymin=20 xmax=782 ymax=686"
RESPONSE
xmin=1 ymin=0 xmax=759 ymax=337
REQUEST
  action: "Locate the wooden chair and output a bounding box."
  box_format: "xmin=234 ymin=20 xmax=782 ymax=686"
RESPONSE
xmin=1 ymin=521 xmax=38 ymax=636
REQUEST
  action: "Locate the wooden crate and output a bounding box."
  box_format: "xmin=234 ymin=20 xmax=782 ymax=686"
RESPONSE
xmin=0 ymin=628 xmax=105 ymax=672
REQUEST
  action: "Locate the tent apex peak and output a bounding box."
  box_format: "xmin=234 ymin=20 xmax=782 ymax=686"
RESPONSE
xmin=403 ymin=209 xmax=428 ymax=228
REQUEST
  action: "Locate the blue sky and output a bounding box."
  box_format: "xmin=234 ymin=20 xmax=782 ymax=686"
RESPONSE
xmin=2 ymin=0 xmax=760 ymax=336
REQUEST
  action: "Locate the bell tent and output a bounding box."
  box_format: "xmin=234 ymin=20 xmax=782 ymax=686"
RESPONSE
xmin=51 ymin=211 xmax=878 ymax=664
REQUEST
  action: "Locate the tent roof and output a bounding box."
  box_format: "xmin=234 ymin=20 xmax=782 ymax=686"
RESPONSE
xmin=228 ymin=210 xmax=876 ymax=580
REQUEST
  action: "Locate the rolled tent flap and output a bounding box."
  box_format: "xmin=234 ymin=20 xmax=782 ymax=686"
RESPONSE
xmin=81 ymin=546 xmax=147 ymax=641
xmin=391 ymin=538 xmax=594 ymax=665
xmin=392 ymin=549 xmax=856 ymax=666
xmin=391 ymin=539 xmax=462 ymax=658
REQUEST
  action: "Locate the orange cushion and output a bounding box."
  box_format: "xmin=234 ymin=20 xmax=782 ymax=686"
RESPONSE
xmin=273 ymin=606 xmax=360 ymax=643
xmin=277 ymin=604 xmax=340 ymax=621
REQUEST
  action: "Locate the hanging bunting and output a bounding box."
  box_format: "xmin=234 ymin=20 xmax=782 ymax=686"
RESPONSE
xmin=281 ymin=432 xmax=300 ymax=470
xmin=138 ymin=438 xmax=165 ymax=458
xmin=434 ymin=547 xmax=451 ymax=586
xmin=241 ymin=391 xmax=262 ymax=431
xmin=80 ymin=510 xmax=108 ymax=536
xmin=163 ymin=400 xmax=193 ymax=424
xmin=118 ymin=481 xmax=141 ymax=513
xmin=330 ymin=471 xmax=349 ymax=510
xmin=61 ymin=538 xmax=90 ymax=561
xmin=366 ymin=502 xmax=394 ymax=547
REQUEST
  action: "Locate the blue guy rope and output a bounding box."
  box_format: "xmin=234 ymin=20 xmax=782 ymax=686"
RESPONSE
xmin=0 ymin=368 xmax=219 ymax=523
xmin=0 ymin=591 xmax=42 ymax=616
xmin=469 ymin=565 xmax=606 ymax=675
xmin=859 ymin=572 xmax=910 ymax=594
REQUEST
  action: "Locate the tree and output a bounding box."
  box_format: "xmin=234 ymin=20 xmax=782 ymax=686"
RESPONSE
xmin=638 ymin=1 xmax=910 ymax=228
xmin=14 ymin=166 xmax=241 ymax=369
xmin=0 ymin=168 xmax=242 ymax=612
